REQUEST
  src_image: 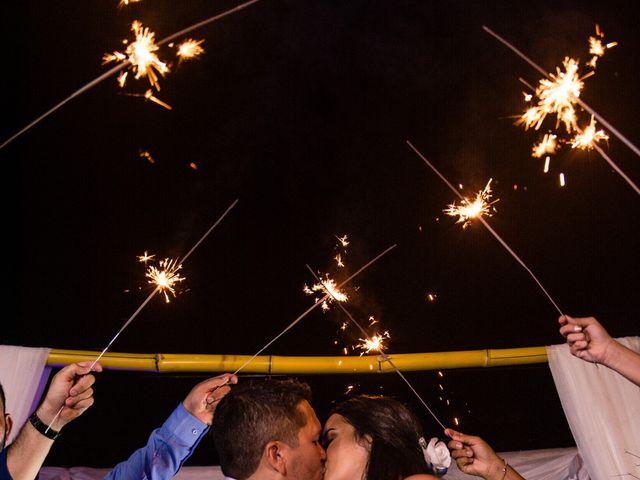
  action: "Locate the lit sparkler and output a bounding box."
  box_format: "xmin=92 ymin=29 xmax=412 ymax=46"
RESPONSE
xmin=444 ymin=179 xmax=498 ymax=228
xmin=1 ymin=0 xmax=262 ymax=150
xmin=407 ymin=140 xmax=563 ymax=315
xmin=304 ymin=263 xmax=446 ymax=430
xmin=357 ymin=331 xmax=390 ymax=355
xmin=103 ymin=21 xmax=170 ymax=91
xmin=571 ymin=115 xmax=609 ymax=150
xmin=44 ymin=199 xmax=239 ymax=434
xmin=145 ymin=257 xmax=185 ymax=303
xmin=176 ymin=39 xmax=206 ymax=61
xmin=119 ymin=0 xmax=142 ymax=6
xmin=483 ymin=25 xmax=640 ymax=194
xmin=303 ymin=274 xmax=348 ymax=311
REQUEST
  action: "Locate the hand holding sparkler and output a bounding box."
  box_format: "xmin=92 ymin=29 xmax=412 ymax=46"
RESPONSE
xmin=445 ymin=429 xmax=525 ymax=480
xmin=182 ymin=373 xmax=238 ymax=425
xmin=559 ymin=315 xmax=640 ymax=386
xmin=35 ymin=361 xmax=102 ymax=433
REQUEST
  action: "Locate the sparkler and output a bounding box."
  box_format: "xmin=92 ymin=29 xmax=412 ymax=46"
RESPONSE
xmin=103 ymin=20 xmax=169 ymax=91
xmin=44 ymin=198 xmax=239 ymax=433
xmin=444 ymin=179 xmax=498 ymax=229
xmin=531 ymin=133 xmax=557 ymax=158
xmin=587 ymin=24 xmax=617 ymax=69
xmin=231 ymin=244 xmax=397 ymax=375
xmin=0 ymin=0 xmax=262 ymax=150
xmin=406 ymin=140 xmax=563 ymax=315
xmin=145 ymin=257 xmax=185 ymax=303
xmin=304 ymin=264 xmax=446 ymax=430
xmin=483 ymin=26 xmax=640 ymax=195
xmin=303 ymin=274 xmax=348 ymax=311
xmin=356 ymin=331 xmax=390 ymax=355
xmin=176 ymin=39 xmax=206 ymax=62
xmin=570 ymin=115 xmax=609 ymax=150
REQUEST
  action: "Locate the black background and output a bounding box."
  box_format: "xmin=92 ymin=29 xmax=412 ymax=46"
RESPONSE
xmin=2 ymin=0 xmax=639 ymax=469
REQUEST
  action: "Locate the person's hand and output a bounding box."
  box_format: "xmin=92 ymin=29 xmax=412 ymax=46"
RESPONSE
xmin=182 ymin=373 xmax=238 ymax=425
xmin=558 ymin=315 xmax=616 ymax=364
xmin=36 ymin=361 xmax=103 ymax=431
xmin=445 ymin=429 xmax=505 ymax=479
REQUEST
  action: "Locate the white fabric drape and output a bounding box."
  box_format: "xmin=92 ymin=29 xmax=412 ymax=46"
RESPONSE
xmin=0 ymin=345 xmax=52 ymax=444
xmin=547 ymin=337 xmax=640 ymax=480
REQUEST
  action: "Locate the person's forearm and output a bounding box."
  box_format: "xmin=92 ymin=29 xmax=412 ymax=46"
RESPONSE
xmin=6 ymin=422 xmax=54 ymax=480
xmin=605 ymin=341 xmax=640 ymax=387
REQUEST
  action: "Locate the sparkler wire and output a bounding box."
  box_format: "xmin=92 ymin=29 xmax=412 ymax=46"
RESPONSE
xmin=0 ymin=0 xmax=261 ymax=150
xmin=44 ymin=199 xmax=238 ymax=432
xmin=232 ymin=244 xmax=397 ymax=375
xmin=483 ymin=26 xmax=640 ymax=195
xmin=406 ymin=140 xmax=563 ymax=315
xmin=304 ymin=265 xmax=447 ymax=431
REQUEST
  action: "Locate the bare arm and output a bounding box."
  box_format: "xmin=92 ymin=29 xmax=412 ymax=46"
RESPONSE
xmin=559 ymin=315 xmax=640 ymax=387
xmin=7 ymin=362 xmax=101 ymax=480
xmin=445 ymin=429 xmax=524 ymax=480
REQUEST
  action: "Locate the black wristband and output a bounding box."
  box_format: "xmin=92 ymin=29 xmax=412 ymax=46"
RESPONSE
xmin=29 ymin=412 xmax=61 ymax=440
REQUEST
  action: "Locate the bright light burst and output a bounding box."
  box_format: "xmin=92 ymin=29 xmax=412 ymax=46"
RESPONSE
xmin=531 ymin=133 xmax=557 ymax=158
xmin=118 ymin=0 xmax=142 ymax=6
xmin=145 ymin=257 xmax=185 ymax=303
xmin=444 ymin=179 xmax=499 ymax=228
xmin=137 ymin=251 xmax=155 ymax=264
xmin=103 ymin=21 xmax=170 ymax=91
xmin=303 ymin=274 xmax=348 ymax=311
xmin=571 ymin=115 xmax=609 ymax=150
xmin=533 ymin=57 xmax=586 ymax=133
xmin=336 ymin=234 xmax=349 ymax=247
xmin=587 ymin=24 xmax=617 ymax=69
xmin=176 ymin=39 xmax=206 ymax=61
xmin=356 ymin=331 xmax=390 ymax=355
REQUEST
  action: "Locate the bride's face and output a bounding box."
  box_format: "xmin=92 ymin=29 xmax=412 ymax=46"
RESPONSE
xmin=322 ymin=414 xmax=370 ymax=480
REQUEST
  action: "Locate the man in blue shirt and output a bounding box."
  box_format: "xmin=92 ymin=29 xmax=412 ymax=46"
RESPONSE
xmin=104 ymin=373 xmax=237 ymax=480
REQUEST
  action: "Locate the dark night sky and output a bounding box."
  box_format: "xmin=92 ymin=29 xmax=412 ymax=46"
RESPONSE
xmin=2 ymin=0 xmax=639 ymax=469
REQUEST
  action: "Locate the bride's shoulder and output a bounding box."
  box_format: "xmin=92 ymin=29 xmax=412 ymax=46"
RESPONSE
xmin=404 ymin=475 xmax=440 ymax=480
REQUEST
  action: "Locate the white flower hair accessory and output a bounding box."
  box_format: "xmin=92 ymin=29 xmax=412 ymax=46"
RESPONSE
xmin=419 ymin=436 xmax=451 ymax=477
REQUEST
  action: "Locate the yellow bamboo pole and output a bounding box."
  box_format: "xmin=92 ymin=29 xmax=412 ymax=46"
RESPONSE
xmin=47 ymin=346 xmax=548 ymax=373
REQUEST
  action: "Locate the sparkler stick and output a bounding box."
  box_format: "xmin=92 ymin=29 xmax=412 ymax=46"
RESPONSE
xmin=304 ymin=265 xmax=447 ymax=430
xmin=483 ymin=26 xmax=640 ymax=192
xmin=44 ymin=198 xmax=238 ymax=432
xmin=232 ymin=244 xmax=397 ymax=375
xmin=406 ymin=140 xmax=563 ymax=315
xmin=0 ymin=0 xmax=261 ymax=150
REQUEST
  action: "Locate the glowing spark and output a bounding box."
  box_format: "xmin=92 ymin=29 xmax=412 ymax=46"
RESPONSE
xmin=339 ymin=321 xmax=348 ymax=331
xmin=117 ymin=71 xmax=128 ymax=88
xmin=303 ymin=274 xmax=348 ymax=311
xmin=145 ymin=258 xmax=185 ymax=303
xmin=571 ymin=115 xmax=609 ymax=150
xmin=543 ymin=156 xmax=550 ymax=173
xmin=334 ymin=254 xmax=344 ymax=267
xmin=426 ymin=292 xmax=438 ymax=303
xmin=189 ymin=162 xmax=198 ymax=170
xmin=444 ymin=179 xmax=499 ymax=228
xmin=453 ymin=417 xmax=460 ymax=426
xmin=176 ymin=39 xmax=205 ymax=61
xmin=137 ymin=251 xmax=155 ymax=264
xmin=535 ymin=57 xmax=585 ymax=133
xmin=368 ymin=316 xmax=378 ymax=325
xmin=531 ymin=133 xmax=557 ymax=158
xmin=523 ymin=92 xmax=533 ymax=102
xmin=103 ymin=21 xmax=170 ymax=91
xmin=119 ymin=0 xmax=142 ymax=6
xmin=357 ymin=331 xmax=390 ymax=355
xmin=335 ymin=234 xmax=349 ymax=247
xmin=144 ymin=89 xmax=172 ymax=110
xmin=559 ymin=173 xmax=566 ymax=187
xmin=587 ymin=24 xmax=617 ymax=69
xmin=139 ymin=150 xmax=155 ymax=164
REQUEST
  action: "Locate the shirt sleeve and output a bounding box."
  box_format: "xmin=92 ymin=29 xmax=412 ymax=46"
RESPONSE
xmin=103 ymin=403 xmax=209 ymax=480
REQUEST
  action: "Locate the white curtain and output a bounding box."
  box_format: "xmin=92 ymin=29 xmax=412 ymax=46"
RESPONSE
xmin=547 ymin=337 xmax=640 ymax=480
xmin=0 ymin=345 xmax=52 ymax=444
